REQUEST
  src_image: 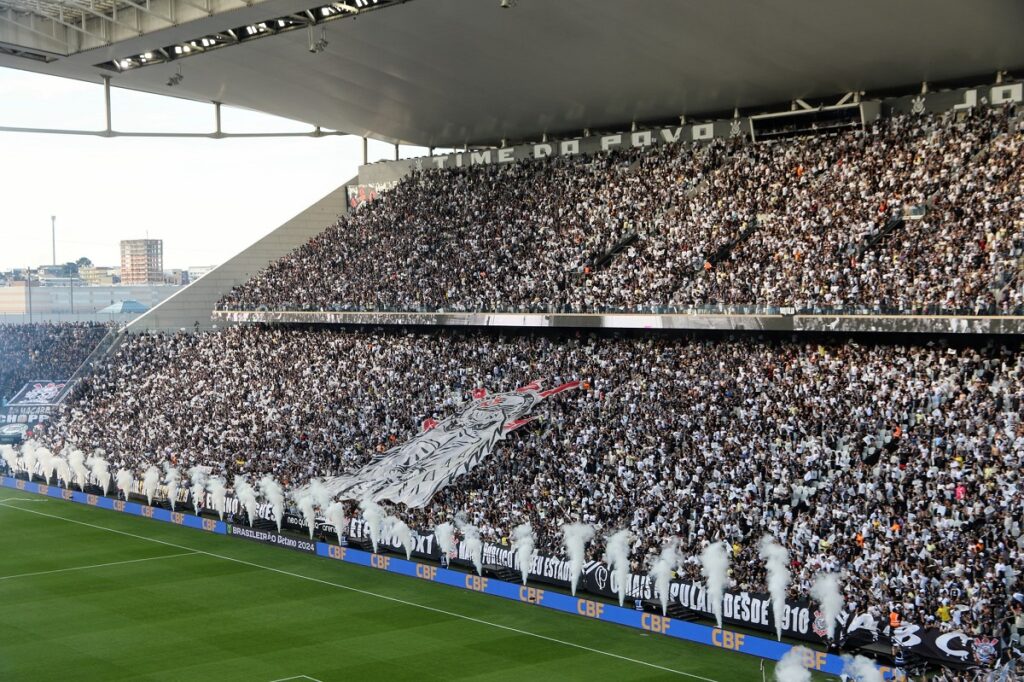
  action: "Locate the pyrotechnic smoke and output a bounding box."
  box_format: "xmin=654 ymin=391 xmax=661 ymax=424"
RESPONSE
xmin=189 ymin=467 xmax=208 ymax=516
xmin=233 ymin=475 xmax=259 ymax=526
xmin=774 ymin=647 xmax=812 ymax=682
xmin=360 ymin=499 xmax=385 ymax=553
xmin=295 ymin=492 xmax=316 ymax=539
xmin=143 ymin=465 xmax=161 ymax=505
xmin=1 ymin=445 xmax=18 ymax=473
xmin=22 ymin=443 xmax=38 ymax=480
xmin=69 ymin=449 xmax=90 ymax=490
xmin=810 ymin=572 xmax=843 ymax=640
xmin=511 ymin=523 xmax=536 ymax=586
xmin=86 ymin=454 xmax=111 ymax=495
xmin=37 ymin=447 xmax=55 ymax=484
xmin=649 ymin=538 xmax=681 ymax=616
xmin=308 ymin=478 xmax=332 ymax=511
xmin=435 ymin=522 xmax=456 ymax=559
xmin=258 ymin=475 xmax=285 ymax=532
xmin=455 ymin=512 xmax=483 ymax=575
xmin=700 ymin=541 xmax=731 ymax=628
xmin=206 ymin=476 xmax=227 ymax=521
xmin=604 ymin=529 xmax=634 ymax=607
xmin=561 ymin=522 xmax=595 ymax=596
xmin=840 ymin=655 xmax=883 ymax=682
xmin=164 ymin=465 xmax=181 ymax=511
xmin=759 ymin=535 xmax=791 ymax=640
xmin=384 ymin=515 xmax=414 ymax=560
xmin=326 ymin=501 xmax=347 ymax=544
xmin=115 ymin=466 xmax=132 ymax=499
xmin=56 ymin=456 xmax=72 ymax=488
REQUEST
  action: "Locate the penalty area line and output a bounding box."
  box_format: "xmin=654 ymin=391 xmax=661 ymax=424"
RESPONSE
xmin=0 ymin=501 xmax=718 ymax=682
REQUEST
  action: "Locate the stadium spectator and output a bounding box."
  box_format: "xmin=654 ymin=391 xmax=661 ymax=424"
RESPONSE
xmin=37 ymin=324 xmax=1024 ymax=640
xmin=218 ymin=105 xmax=1023 ymax=315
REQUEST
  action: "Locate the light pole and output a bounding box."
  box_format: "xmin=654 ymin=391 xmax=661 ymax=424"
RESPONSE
xmin=51 ymin=215 xmax=56 ymax=266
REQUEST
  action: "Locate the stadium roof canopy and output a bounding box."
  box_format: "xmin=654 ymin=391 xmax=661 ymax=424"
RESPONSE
xmin=1 ymin=0 xmax=1022 ymax=147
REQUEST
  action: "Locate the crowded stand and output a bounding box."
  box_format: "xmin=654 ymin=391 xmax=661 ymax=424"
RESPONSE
xmin=0 ymin=322 xmax=109 ymax=402
xmin=218 ymin=105 xmax=1023 ymax=315
xmin=30 ymin=324 xmax=1024 ymax=646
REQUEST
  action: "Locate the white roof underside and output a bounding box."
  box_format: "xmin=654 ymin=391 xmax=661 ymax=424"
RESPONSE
xmin=1 ymin=0 xmax=1023 ymax=146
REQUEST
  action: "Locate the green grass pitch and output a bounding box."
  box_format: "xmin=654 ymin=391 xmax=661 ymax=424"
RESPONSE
xmin=0 ymin=490 xmax=821 ymax=681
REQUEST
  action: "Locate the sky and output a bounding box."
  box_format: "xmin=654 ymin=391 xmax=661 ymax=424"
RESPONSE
xmin=0 ymin=66 xmax=428 ymax=271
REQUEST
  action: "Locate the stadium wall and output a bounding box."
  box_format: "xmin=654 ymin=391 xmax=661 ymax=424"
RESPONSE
xmin=0 ymin=475 xmax=889 ymax=679
xmin=124 ymin=179 xmax=355 ymax=332
xmin=212 ymin=309 xmax=1024 ymax=335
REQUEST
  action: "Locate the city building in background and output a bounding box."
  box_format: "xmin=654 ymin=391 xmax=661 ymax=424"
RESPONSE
xmin=187 ymin=265 xmax=217 ymax=281
xmin=120 ymin=239 xmax=163 ymax=285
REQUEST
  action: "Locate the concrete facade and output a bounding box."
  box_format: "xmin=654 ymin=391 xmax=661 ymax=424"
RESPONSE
xmin=125 ymin=180 xmax=353 ymax=332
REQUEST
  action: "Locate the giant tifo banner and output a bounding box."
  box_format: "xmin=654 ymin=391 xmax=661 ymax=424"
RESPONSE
xmin=1 ymin=380 xmax=75 ymax=424
xmin=315 ymin=381 xmax=579 ymax=507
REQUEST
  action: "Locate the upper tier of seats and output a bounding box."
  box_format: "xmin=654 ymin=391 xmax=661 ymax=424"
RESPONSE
xmin=219 ymin=105 xmax=1023 ymax=316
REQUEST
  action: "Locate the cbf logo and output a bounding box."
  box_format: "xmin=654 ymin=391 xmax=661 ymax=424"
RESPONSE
xmin=172 ymin=512 xmax=185 ymax=525
xmin=38 ymin=485 xmax=48 ymax=495
xmin=62 ymin=489 xmax=73 ymax=500
xmin=114 ymin=500 xmax=126 ymax=512
xmin=15 ymin=480 xmax=25 ymax=490
xmin=87 ymin=495 xmax=98 ymax=506
xmin=141 ymin=506 xmax=154 ymax=518
xmin=202 ymin=519 xmax=217 ymax=532
xmin=327 ymin=545 xmax=346 ymax=561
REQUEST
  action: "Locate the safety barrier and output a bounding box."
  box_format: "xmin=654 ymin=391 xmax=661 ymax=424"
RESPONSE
xmin=1 ymin=476 xmax=890 ymax=678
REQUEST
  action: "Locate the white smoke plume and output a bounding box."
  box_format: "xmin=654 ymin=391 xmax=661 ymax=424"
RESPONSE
xmin=86 ymin=454 xmax=111 ymax=495
xmin=360 ymin=499 xmax=385 ymax=553
xmin=511 ymin=523 xmax=536 ymax=585
xmin=308 ymin=478 xmax=332 ymax=511
xmin=115 ymin=466 xmax=132 ymax=499
xmin=434 ymin=522 xmax=456 ymax=559
xmin=561 ymin=522 xmax=595 ymax=596
xmin=69 ymin=449 xmax=90 ymax=490
xmin=164 ymin=465 xmax=181 ymax=511
xmin=56 ymin=457 xmax=72 ymax=488
xmin=384 ymin=515 xmax=414 ymax=560
xmin=233 ymin=475 xmax=259 ymax=526
xmin=774 ymin=646 xmax=812 ymax=682
xmin=1 ymin=445 xmax=19 ymax=473
xmin=326 ymin=501 xmax=347 ymax=544
xmin=37 ymin=447 xmax=56 ymax=484
xmin=1006 ymin=565 xmax=1017 ymax=594
xmin=604 ymin=529 xmax=634 ymax=607
xmin=295 ymin=492 xmax=317 ymax=539
xmin=840 ymin=654 xmax=883 ymax=682
xmin=258 ymin=475 xmax=285 ymax=532
xmin=649 ymin=538 xmax=681 ymax=616
xmin=810 ymin=572 xmax=844 ymax=640
xmin=759 ymin=535 xmax=792 ymax=640
xmin=206 ymin=476 xmax=227 ymax=521
xmin=22 ymin=443 xmax=39 ymax=480
xmin=189 ymin=467 xmax=208 ymax=516
xmin=700 ymin=541 xmax=731 ymax=628
xmin=143 ymin=465 xmax=161 ymax=506
xmin=455 ymin=512 xmax=483 ymax=575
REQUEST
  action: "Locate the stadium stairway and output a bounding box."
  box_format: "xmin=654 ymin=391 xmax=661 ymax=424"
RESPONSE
xmin=123 ymin=178 xmax=356 ymax=332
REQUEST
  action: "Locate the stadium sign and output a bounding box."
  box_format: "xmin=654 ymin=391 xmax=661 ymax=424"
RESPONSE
xmin=228 ymin=524 xmax=316 ymax=553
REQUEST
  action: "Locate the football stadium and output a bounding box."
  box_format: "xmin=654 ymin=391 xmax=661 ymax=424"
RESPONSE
xmin=2 ymin=1 xmax=1024 ymax=680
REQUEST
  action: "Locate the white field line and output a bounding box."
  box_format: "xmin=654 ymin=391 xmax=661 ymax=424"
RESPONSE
xmin=269 ymin=676 xmax=324 ymax=682
xmin=0 ymin=551 xmax=198 ymax=581
xmin=0 ymin=501 xmax=718 ymax=681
